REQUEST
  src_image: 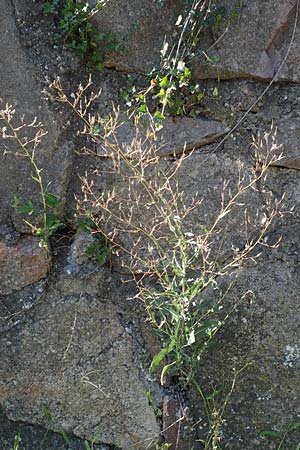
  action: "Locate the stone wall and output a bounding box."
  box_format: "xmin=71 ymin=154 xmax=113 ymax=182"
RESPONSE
xmin=0 ymin=1 xmax=300 ymax=449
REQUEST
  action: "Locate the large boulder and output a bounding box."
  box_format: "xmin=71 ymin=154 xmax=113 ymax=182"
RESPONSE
xmin=0 ymin=267 xmax=160 ymax=449
xmin=94 ymin=0 xmax=300 ymax=82
xmin=194 ymin=254 xmax=300 ymax=449
xmin=0 ymin=236 xmax=50 ymax=295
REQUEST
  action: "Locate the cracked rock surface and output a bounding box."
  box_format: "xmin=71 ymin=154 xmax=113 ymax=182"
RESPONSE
xmin=0 ymin=268 xmax=160 ymax=449
xmin=1 ymin=0 xmax=300 ymax=449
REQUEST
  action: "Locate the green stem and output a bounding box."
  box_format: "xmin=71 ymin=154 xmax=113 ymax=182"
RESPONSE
xmin=1 ymin=115 xmax=48 ymax=237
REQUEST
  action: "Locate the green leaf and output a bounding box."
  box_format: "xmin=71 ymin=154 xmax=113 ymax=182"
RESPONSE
xmin=195 ymin=320 xmax=221 ymax=339
xmin=160 ymin=361 xmax=176 ymax=385
xmin=45 ymin=193 xmax=62 ymax=209
xmin=84 ymin=441 xmax=92 ymax=450
xmin=259 ymin=430 xmax=282 ymax=438
xmin=213 ymin=86 xmax=219 ymax=97
xmin=205 ymin=388 xmax=222 ymax=401
xmin=92 ymin=124 xmax=101 ymax=135
xmin=106 ymin=31 xmax=115 ymax=42
xmin=15 ymin=200 xmax=35 ymax=216
xmin=42 ymin=405 xmax=53 ymax=423
xmin=45 ymin=213 xmax=60 ymax=228
xmin=85 ymin=240 xmax=109 ymax=265
xmin=150 ymin=348 xmax=169 ymax=374
xmin=199 ymin=224 xmax=208 ymax=233
xmin=13 ymin=431 xmax=21 ymax=450
xmin=78 ymin=217 xmax=96 ymax=232
xmin=153 ymin=111 xmax=165 ymax=122
xmin=60 ymin=429 xmax=72 ymax=446
xmin=159 ymin=76 xmax=169 ymax=88
xmin=184 ymin=66 xmax=191 ymax=78
xmin=96 ymin=63 xmax=104 ymax=71
xmin=150 ymin=341 xmax=175 ymax=374
xmin=137 ymin=104 xmax=147 ymax=114
xmin=44 ymin=213 xmax=65 ymax=236
xmin=287 ymin=422 xmax=300 ymax=432
xmin=95 ymin=33 xmax=105 ymax=42
xmin=208 ymin=54 xmax=220 ymax=63
xmin=157 ymin=88 xmax=166 ymax=98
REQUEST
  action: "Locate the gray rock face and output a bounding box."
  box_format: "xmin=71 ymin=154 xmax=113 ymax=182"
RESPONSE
xmin=98 ymin=116 xmax=229 ymax=157
xmin=271 ymin=118 xmax=300 ymax=170
xmin=95 ymin=0 xmax=300 ymax=82
xmin=195 ymin=254 xmax=300 ymax=449
xmin=192 ymin=0 xmax=300 ymax=82
xmin=0 ymin=406 xmax=103 ymax=450
xmin=93 ymin=0 xmax=176 ymax=73
xmin=0 ymin=269 xmax=160 ymax=449
xmin=1 ymin=1 xmax=300 ymax=449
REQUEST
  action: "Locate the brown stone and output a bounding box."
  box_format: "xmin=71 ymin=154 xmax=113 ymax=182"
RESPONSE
xmin=162 ymin=395 xmax=188 ymax=450
xmin=0 ymin=235 xmax=50 ymax=295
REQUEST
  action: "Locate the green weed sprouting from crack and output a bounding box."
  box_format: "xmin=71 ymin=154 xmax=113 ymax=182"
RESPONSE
xmin=259 ymin=422 xmax=300 ymax=450
xmin=45 ymin=0 xmax=230 ymax=125
xmin=12 ymin=432 xmax=21 ymax=450
xmin=78 ymin=216 xmax=110 ymax=265
xmin=124 ymin=0 xmax=230 ymax=129
xmin=0 ymin=102 xmax=65 ymax=249
xmin=50 ymin=78 xmax=286 ymax=448
xmin=9 ymin=405 xmax=104 ymax=450
xmin=44 ymin=0 xmax=127 ymax=71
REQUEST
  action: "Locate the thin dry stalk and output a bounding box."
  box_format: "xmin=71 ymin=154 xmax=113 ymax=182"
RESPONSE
xmin=49 ymin=79 xmax=287 ymax=448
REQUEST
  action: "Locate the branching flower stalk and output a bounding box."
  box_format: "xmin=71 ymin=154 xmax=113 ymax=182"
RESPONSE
xmin=0 ymin=102 xmax=65 ymax=249
xmin=128 ymin=0 xmax=226 ymax=124
xmin=50 ymin=79 xmax=286 ymax=448
xmin=0 ymin=104 xmax=47 ymax=228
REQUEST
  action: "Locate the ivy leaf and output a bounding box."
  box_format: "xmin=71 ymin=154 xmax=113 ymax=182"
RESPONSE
xmin=153 ymin=111 xmax=165 ymax=122
xmin=137 ymin=104 xmax=147 ymax=114
xmin=213 ymin=86 xmax=219 ymax=97
xmin=159 ymin=76 xmax=169 ymax=88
